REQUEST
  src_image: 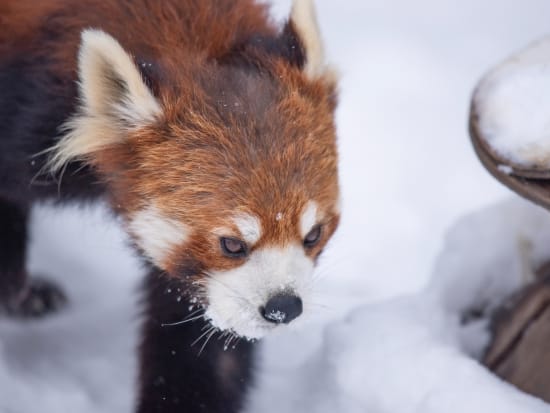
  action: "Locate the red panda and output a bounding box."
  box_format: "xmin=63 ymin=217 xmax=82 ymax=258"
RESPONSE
xmin=0 ymin=0 xmax=340 ymax=411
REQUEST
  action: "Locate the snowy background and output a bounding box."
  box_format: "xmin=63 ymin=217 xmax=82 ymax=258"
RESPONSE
xmin=2 ymin=0 xmax=550 ymax=412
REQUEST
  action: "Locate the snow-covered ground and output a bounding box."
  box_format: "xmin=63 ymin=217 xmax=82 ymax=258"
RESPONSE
xmin=247 ymin=198 xmax=550 ymax=413
xmin=2 ymin=0 xmax=550 ymax=412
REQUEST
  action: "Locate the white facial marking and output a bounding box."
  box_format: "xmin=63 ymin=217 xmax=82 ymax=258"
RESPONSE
xmin=233 ymin=213 xmax=262 ymax=245
xmin=205 ymin=245 xmax=314 ymax=339
xmin=276 ymin=212 xmax=284 ymax=222
xmin=128 ymin=205 xmax=188 ymax=267
xmin=300 ymin=201 xmax=319 ymax=238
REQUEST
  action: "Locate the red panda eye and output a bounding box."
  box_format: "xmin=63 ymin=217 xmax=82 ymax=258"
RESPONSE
xmin=304 ymin=225 xmax=322 ymax=248
xmin=220 ymin=237 xmax=248 ymax=258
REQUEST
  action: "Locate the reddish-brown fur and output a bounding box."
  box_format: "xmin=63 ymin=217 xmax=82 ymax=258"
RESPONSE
xmin=107 ymin=61 xmax=340 ymax=273
xmin=1 ymin=1 xmax=340 ymax=411
xmin=2 ymin=0 xmax=340 ymax=274
xmin=0 ymin=0 xmax=275 ymax=64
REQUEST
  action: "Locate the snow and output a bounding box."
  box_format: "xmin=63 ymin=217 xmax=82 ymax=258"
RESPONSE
xmin=246 ymin=198 xmax=550 ymax=413
xmin=3 ymin=0 xmax=550 ymax=412
xmin=0 ymin=205 xmax=140 ymax=413
xmin=474 ymin=36 xmax=550 ymax=168
xmin=265 ymin=310 xmax=286 ymax=323
xmin=498 ymin=164 xmax=514 ymax=175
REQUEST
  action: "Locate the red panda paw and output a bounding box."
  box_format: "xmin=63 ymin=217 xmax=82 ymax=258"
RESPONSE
xmin=3 ymin=277 xmax=68 ymax=319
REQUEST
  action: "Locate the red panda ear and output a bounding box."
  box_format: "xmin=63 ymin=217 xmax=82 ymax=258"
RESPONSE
xmin=48 ymin=30 xmax=162 ymax=171
xmin=78 ymin=29 xmax=161 ymax=124
xmin=289 ymin=0 xmax=337 ymax=83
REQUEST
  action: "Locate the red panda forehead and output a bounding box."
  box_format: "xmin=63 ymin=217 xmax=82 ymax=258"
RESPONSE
xmin=109 ymin=116 xmax=339 ymax=220
xmin=177 ymin=159 xmax=339 ymax=244
xmin=159 ymin=58 xmax=335 ymax=136
xmin=259 ymin=199 xmax=338 ymax=245
xmin=145 ymin=66 xmax=340 ymax=206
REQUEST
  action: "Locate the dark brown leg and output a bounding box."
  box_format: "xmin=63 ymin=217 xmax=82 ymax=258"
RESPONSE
xmin=137 ymin=268 xmax=255 ymax=413
xmin=0 ymin=198 xmax=66 ymax=318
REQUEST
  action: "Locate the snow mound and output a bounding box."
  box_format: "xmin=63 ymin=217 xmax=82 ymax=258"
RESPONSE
xmin=0 ymin=204 xmax=142 ymax=413
xmin=429 ymin=198 xmax=550 ymax=318
xmin=474 ymin=36 xmax=550 ymax=168
xmin=247 ymin=198 xmax=550 ymax=413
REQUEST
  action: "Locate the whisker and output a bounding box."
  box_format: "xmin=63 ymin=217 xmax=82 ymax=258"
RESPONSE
xmin=198 ymin=328 xmax=218 ymax=356
xmin=224 ymin=333 xmax=237 ymax=351
xmin=232 ymin=336 xmax=243 ymax=350
xmin=160 ymin=308 xmax=205 ymax=327
xmin=56 ymin=161 xmax=69 ymax=198
xmin=29 ymin=167 xmax=50 ymax=188
xmin=161 ymin=313 xmax=205 ymax=327
xmin=192 ymin=325 xmax=215 ymax=347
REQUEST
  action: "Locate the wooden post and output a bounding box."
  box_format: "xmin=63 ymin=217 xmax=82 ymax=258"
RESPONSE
xmin=483 ymin=267 xmax=550 ymax=402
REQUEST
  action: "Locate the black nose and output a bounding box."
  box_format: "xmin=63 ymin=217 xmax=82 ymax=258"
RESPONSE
xmin=261 ymin=294 xmax=303 ymax=324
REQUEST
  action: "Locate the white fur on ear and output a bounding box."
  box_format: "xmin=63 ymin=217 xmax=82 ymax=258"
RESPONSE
xmin=48 ymin=29 xmax=161 ymax=171
xmin=291 ymin=0 xmax=325 ymax=79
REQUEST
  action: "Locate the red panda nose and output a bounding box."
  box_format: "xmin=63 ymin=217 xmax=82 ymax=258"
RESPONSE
xmin=261 ymin=294 xmax=303 ymax=324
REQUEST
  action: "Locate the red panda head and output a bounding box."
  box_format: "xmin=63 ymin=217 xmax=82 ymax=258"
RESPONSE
xmin=50 ymin=0 xmax=340 ymax=339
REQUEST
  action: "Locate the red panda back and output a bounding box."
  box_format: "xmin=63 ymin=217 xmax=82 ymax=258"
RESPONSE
xmin=0 ymin=0 xmax=276 ymax=75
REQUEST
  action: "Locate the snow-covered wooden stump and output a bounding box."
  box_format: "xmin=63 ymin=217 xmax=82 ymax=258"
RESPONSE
xmin=470 ymin=36 xmax=550 ymax=402
xmin=484 ymin=267 xmax=550 ymax=403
